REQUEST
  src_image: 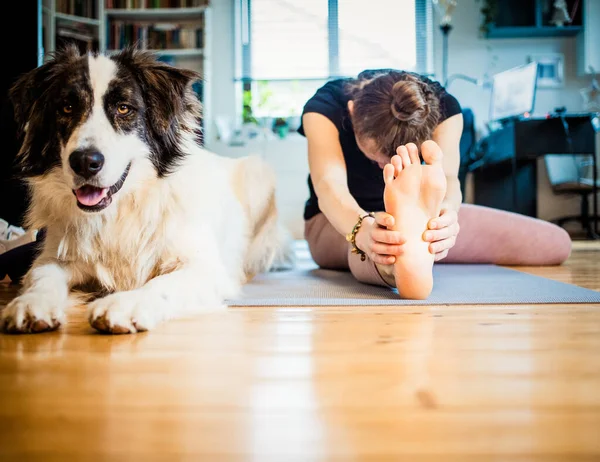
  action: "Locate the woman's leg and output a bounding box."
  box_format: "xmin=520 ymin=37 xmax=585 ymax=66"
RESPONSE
xmin=443 ymin=204 xmax=572 ymax=265
xmin=304 ymin=213 xmax=391 ymax=286
xmin=304 ymin=213 xmax=349 ymax=270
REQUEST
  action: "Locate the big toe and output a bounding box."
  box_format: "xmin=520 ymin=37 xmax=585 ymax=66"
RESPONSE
xmin=421 ymin=140 xmax=443 ymax=165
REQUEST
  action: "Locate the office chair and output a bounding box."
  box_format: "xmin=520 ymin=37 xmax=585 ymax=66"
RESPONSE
xmin=544 ymin=154 xmax=600 ymax=238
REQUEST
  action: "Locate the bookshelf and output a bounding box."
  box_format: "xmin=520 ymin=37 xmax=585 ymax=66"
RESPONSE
xmin=42 ymin=0 xmax=105 ymax=57
xmin=54 ymin=12 xmax=102 ymax=27
xmin=105 ymin=6 xmax=206 ymax=21
xmin=40 ymin=0 xmax=211 ymax=142
xmin=106 ymin=48 xmax=204 ymax=57
xmin=41 ymin=1 xmax=209 ymax=57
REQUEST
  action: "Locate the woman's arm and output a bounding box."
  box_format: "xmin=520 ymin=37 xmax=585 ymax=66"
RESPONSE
xmin=425 ymin=113 xmax=464 ymax=260
xmin=303 ymin=112 xmax=366 ymax=236
xmin=432 ymin=113 xmax=463 ymax=213
xmin=302 ymin=112 xmax=405 ymax=265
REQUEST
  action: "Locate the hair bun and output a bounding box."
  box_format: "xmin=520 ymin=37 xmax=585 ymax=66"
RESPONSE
xmin=390 ymin=79 xmax=431 ymax=125
xmin=345 ymin=71 xmax=441 ymax=157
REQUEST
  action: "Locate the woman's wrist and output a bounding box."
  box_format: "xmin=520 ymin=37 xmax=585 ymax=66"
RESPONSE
xmin=442 ymin=178 xmax=462 ymax=212
xmin=354 ymin=216 xmax=375 ymax=253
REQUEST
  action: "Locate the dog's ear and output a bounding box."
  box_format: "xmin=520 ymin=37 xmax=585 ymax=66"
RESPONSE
xmin=115 ymin=48 xmax=201 ymax=135
xmin=9 ymin=45 xmax=82 ymax=136
xmin=8 ymin=46 xmax=82 ymax=176
xmin=9 ymin=64 xmax=51 ymax=137
xmin=113 ymin=48 xmax=202 ymax=176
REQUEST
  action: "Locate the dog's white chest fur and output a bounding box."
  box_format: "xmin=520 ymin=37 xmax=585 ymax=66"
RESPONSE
xmin=34 ymin=150 xmax=250 ymax=294
xmin=55 ymin=192 xmax=181 ymax=292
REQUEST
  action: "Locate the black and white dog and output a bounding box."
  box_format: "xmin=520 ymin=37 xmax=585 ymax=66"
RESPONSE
xmin=1 ymin=46 xmax=290 ymax=334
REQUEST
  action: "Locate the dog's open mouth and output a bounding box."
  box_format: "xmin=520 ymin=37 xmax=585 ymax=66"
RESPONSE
xmin=74 ymin=163 xmax=131 ymax=212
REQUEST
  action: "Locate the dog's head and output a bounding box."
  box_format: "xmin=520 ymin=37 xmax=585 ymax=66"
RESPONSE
xmin=10 ymin=46 xmax=201 ymax=213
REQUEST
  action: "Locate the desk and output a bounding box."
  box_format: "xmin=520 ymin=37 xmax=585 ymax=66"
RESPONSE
xmin=471 ymin=114 xmax=598 ymax=236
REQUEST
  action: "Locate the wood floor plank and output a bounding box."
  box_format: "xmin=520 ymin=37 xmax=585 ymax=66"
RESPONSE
xmin=1 ymin=244 xmax=599 ymax=460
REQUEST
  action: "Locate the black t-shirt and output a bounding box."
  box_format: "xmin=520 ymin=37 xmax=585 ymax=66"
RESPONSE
xmin=298 ymin=70 xmax=462 ymax=220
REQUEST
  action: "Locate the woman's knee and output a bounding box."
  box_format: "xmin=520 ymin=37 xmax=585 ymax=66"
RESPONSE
xmin=454 ymin=205 xmax=572 ymax=265
xmin=544 ymin=224 xmax=572 ymax=265
xmin=304 ymin=226 xmax=331 ymax=268
xmin=309 ymin=244 xmax=344 ymax=269
xmin=516 ymin=220 xmax=571 ymax=266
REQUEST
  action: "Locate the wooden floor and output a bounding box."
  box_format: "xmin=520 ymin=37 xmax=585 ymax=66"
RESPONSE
xmin=1 ymin=242 xmax=599 ymax=461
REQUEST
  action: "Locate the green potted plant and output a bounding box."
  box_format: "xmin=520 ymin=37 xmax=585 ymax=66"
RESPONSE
xmin=242 ymin=89 xmax=258 ymax=125
xmin=273 ymin=117 xmax=289 ymax=139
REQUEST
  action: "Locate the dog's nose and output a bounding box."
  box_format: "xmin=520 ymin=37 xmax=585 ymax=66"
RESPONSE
xmin=69 ymin=149 xmax=105 ymax=179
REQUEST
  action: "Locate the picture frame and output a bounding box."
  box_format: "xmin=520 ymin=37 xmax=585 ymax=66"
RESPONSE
xmin=527 ymin=54 xmax=565 ymax=88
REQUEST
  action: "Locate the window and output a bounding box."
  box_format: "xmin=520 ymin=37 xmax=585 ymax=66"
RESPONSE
xmin=338 ymin=0 xmax=418 ymax=76
xmin=237 ymin=0 xmax=432 ymax=120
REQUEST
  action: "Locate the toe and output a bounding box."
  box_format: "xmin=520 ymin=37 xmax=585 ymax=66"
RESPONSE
xmin=396 ymin=145 xmax=411 ymax=168
xmin=406 ymin=143 xmax=420 ymax=164
xmin=383 ymin=164 xmax=395 ymax=185
xmin=391 ymin=155 xmax=403 ymax=176
xmin=91 ymin=313 xmax=133 ymax=334
xmin=91 ymin=315 xmax=111 ymax=333
xmin=132 ymin=321 xmax=148 ymax=333
xmin=421 ymin=140 xmax=443 ymax=165
xmin=110 ymin=324 xmax=133 ymax=335
xmin=31 ymin=319 xmax=53 ymax=333
xmin=5 ymin=317 xmax=31 ymax=334
xmin=5 ymin=325 xmax=23 ymax=335
xmin=1 ymin=315 xmax=23 ymax=334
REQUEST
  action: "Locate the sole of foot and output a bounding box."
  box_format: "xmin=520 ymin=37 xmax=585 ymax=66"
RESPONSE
xmin=383 ymin=141 xmax=447 ymax=300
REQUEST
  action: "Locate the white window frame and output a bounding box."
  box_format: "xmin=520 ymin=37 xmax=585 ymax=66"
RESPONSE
xmin=235 ymin=0 xmax=433 ymax=119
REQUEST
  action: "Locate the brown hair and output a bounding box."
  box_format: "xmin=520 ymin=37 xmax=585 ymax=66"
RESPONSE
xmin=346 ymin=71 xmax=441 ymax=157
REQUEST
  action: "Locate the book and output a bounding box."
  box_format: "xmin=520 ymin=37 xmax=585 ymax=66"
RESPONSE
xmin=109 ymin=21 xmax=204 ymax=50
xmin=56 ymin=23 xmax=99 ymax=53
xmin=109 ymin=0 xmax=208 ymax=8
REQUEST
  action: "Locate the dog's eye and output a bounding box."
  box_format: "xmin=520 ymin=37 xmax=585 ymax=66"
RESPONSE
xmin=62 ymin=104 xmax=73 ymax=114
xmin=117 ymin=104 xmax=131 ymax=116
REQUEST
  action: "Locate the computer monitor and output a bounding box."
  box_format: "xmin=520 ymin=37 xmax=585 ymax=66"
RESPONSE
xmin=489 ymin=62 xmax=539 ymax=122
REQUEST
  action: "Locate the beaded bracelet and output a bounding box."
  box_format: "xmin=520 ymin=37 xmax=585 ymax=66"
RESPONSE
xmin=345 ymin=212 xmax=375 ymax=261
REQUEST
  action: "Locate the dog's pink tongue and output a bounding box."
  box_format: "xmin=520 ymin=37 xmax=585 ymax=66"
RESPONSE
xmin=75 ymin=186 xmax=108 ymax=206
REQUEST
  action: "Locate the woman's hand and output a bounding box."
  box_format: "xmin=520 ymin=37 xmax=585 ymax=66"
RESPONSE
xmin=424 ymin=208 xmax=460 ymax=261
xmin=354 ymin=212 xmax=406 ymax=265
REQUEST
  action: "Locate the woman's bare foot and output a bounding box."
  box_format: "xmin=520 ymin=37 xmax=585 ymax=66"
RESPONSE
xmin=382 ymin=141 xmax=447 ymax=299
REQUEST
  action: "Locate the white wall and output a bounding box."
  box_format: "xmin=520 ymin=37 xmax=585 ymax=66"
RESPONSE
xmin=205 ymin=0 xmax=599 ymax=238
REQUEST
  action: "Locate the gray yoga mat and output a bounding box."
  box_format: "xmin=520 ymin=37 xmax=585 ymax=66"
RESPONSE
xmin=227 ymin=245 xmax=600 ymax=306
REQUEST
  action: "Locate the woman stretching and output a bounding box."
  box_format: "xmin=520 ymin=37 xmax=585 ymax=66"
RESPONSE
xmin=298 ymin=69 xmax=572 ymax=299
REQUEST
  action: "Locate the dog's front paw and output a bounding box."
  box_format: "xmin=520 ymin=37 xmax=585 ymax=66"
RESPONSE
xmin=1 ymin=292 xmax=66 ymax=334
xmin=88 ymin=292 xmax=157 ymax=335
